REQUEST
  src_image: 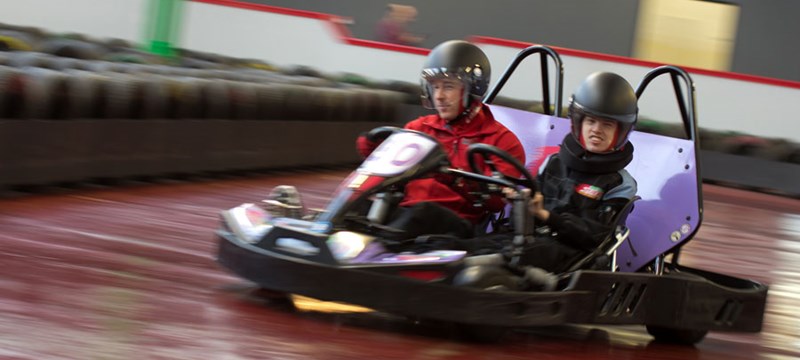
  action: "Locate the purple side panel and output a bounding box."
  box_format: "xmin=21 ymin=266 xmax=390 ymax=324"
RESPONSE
xmin=489 ymin=106 xmax=572 ymax=168
xmin=618 ymin=132 xmax=700 ymax=271
xmin=490 ymin=105 xmax=702 ymax=272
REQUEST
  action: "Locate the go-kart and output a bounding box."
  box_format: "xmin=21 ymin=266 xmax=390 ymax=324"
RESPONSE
xmin=215 ymin=46 xmax=768 ymax=344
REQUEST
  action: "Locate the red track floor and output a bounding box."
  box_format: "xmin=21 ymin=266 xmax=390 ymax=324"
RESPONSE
xmin=1 ymin=169 xmax=798 ymax=359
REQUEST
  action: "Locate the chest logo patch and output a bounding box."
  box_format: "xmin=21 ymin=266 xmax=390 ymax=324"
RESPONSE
xmin=575 ymin=183 xmax=604 ymax=200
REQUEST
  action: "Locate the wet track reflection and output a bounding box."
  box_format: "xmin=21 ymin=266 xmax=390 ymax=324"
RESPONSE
xmin=1 ymin=169 xmax=798 ymax=359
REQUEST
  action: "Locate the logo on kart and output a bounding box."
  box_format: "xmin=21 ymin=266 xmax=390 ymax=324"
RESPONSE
xmin=360 ymin=133 xmax=439 ymax=176
xmin=391 ymin=143 xmax=422 ymax=166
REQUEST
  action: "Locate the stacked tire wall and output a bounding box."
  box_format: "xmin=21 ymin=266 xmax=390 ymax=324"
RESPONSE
xmin=0 ymin=47 xmax=405 ymax=189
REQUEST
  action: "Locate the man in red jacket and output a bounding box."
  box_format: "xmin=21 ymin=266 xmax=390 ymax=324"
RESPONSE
xmin=357 ymin=40 xmax=525 ymax=239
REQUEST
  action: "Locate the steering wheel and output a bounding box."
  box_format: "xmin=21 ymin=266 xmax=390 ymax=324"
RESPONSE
xmin=364 ymin=126 xmax=403 ymax=142
xmin=466 ymin=143 xmax=539 ymax=193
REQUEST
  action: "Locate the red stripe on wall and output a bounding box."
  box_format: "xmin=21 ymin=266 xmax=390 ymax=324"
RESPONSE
xmin=191 ymin=0 xmax=800 ymax=89
xmin=193 ymin=0 xmax=430 ymax=55
xmin=192 ymin=0 xmax=333 ymax=20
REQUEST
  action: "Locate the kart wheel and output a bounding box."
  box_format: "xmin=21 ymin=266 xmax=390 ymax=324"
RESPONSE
xmin=646 ymin=325 xmax=708 ymax=345
xmin=453 ymin=265 xmax=519 ymax=343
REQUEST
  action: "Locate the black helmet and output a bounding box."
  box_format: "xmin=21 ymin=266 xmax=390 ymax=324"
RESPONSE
xmin=568 ymin=72 xmax=638 ymax=152
xmin=420 ymin=40 xmax=490 ymax=109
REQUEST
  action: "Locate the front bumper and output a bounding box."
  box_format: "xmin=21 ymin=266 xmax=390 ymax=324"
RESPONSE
xmin=216 ymin=229 xmax=767 ymax=331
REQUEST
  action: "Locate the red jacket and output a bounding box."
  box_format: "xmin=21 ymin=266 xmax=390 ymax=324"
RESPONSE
xmin=357 ymin=105 xmax=525 ymax=224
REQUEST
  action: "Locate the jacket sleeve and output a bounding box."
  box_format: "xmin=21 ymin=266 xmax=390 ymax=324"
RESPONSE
xmin=355 ymin=133 xmax=378 ymax=159
xmin=356 ymin=120 xmax=423 ymax=158
xmin=543 ymin=197 xmax=631 ymax=251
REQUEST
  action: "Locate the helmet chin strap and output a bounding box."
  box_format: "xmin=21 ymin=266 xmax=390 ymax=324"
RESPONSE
xmin=447 ymin=96 xmax=480 ymax=124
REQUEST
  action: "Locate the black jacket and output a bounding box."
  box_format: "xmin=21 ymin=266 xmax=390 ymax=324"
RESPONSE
xmin=537 ymin=151 xmax=637 ymax=251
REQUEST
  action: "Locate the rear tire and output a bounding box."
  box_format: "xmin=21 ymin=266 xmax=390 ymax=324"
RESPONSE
xmin=646 ymin=325 xmax=708 ymax=345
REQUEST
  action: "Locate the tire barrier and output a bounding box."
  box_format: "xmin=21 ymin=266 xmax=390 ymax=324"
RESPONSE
xmin=282 ymin=84 xmax=318 ymax=121
xmin=254 ymin=83 xmax=287 ymax=120
xmin=0 ymin=66 xmax=24 ymax=118
xmin=103 ymin=51 xmax=153 ymax=65
xmin=62 ymin=69 xmax=106 ymax=119
xmin=0 ymin=58 xmax=408 ymax=188
xmin=0 ymin=28 xmax=796 ymax=196
xmin=6 ymin=51 xmax=52 ymax=68
xmin=120 ymin=76 xmax=157 ymax=119
xmin=0 ymin=30 xmax=37 ymax=52
xmin=382 ymin=80 xmax=421 ymax=105
xmin=227 ymin=81 xmax=259 ymax=120
xmin=163 ymin=77 xmax=204 ymax=119
xmin=199 ymin=79 xmax=231 ymax=119
xmin=40 ymin=38 xmax=104 ymax=60
xmin=20 ymin=67 xmax=69 ymax=119
xmin=0 ymin=119 xmax=392 ymax=188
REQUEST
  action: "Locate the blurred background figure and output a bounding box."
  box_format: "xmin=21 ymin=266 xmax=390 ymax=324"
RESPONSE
xmin=374 ymin=3 xmax=423 ymax=46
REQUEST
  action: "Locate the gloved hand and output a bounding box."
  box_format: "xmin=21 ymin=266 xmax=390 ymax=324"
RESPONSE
xmin=365 ymin=126 xmax=401 ymax=142
xmin=356 ymin=134 xmax=378 ymax=158
xmin=357 ymin=126 xmax=403 ymax=159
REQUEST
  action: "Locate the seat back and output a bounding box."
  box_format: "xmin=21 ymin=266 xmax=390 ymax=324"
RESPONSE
xmin=490 ymin=104 xmax=702 ymax=273
xmin=565 ymin=195 xmax=640 ymax=272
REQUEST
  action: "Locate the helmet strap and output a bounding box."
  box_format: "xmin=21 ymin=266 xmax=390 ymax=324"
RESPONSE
xmin=449 ymin=96 xmax=481 ymax=124
xmin=606 ymin=128 xmax=620 ymax=152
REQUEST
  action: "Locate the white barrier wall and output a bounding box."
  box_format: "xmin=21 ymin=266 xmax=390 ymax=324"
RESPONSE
xmin=2 ymin=0 xmax=799 ymax=142
xmin=477 ymin=42 xmax=800 ymax=138
xmin=182 ymin=1 xmax=425 ymax=83
xmin=0 ymin=0 xmax=147 ymax=43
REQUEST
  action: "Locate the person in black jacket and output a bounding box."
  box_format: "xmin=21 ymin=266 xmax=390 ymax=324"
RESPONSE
xmin=511 ymin=71 xmax=639 ymax=273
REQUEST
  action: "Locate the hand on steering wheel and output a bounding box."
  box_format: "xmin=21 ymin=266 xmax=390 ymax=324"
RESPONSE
xmin=466 ymin=143 xmax=538 ymax=193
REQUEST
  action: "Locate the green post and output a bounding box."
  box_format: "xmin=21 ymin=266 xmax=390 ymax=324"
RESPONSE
xmin=144 ymin=0 xmax=184 ymax=57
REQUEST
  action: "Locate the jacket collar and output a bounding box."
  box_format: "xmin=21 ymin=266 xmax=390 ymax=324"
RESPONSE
xmin=558 ymin=134 xmax=634 ymax=174
xmin=421 ymin=104 xmax=500 ymax=136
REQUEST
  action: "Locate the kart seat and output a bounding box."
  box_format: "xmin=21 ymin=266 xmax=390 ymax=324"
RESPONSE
xmin=564 ymin=195 xmax=640 ymax=272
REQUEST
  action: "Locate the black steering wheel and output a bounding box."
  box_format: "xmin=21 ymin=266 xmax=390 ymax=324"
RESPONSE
xmin=466 ymin=143 xmax=539 ymax=193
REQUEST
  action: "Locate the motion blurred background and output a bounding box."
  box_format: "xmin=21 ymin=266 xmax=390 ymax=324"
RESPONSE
xmin=1 ymin=2 xmax=799 ymax=359
xmin=0 ymin=0 xmax=798 ymax=194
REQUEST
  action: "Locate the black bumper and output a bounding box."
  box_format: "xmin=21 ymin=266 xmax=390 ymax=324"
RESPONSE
xmin=217 ymin=231 xmax=767 ymax=332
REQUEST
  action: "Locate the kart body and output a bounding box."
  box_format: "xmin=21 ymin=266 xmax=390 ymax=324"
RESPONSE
xmin=215 ymin=47 xmax=767 ymax=342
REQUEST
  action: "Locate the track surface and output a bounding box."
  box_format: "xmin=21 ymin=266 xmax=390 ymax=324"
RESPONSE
xmin=1 ymin=169 xmax=798 ymax=359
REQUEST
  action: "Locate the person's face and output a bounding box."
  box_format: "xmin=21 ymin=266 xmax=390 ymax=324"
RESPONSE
xmin=581 ymin=116 xmax=619 ymax=153
xmin=430 ymin=78 xmax=464 ymax=121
